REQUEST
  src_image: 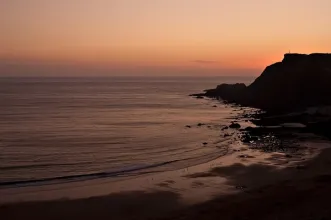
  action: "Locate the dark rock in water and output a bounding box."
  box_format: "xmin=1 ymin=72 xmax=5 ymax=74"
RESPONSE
xmin=202 ymin=142 xmax=208 ymax=145
xmin=195 ymin=53 xmax=331 ymax=112
xmin=229 ymin=123 xmax=241 ymax=129
xmin=196 ymin=96 xmax=204 ymax=99
xmin=190 ymin=93 xmax=204 ymax=97
xmin=221 ymin=126 xmax=229 ymax=130
xmin=245 ymin=126 xmax=254 ymax=131
xmin=197 ymin=123 xmax=205 ymax=127
xmin=185 ymin=125 xmax=191 ymax=128
xmin=224 ymin=133 xmax=230 ymax=137
xmin=212 ymin=105 xmax=217 ymax=107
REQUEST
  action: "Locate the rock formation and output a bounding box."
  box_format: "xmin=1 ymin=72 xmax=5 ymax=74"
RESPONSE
xmin=195 ymin=53 xmax=331 ymax=112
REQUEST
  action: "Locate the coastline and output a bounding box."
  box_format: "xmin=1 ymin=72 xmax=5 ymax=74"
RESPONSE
xmin=2 ymin=135 xmax=330 ymax=219
xmin=0 ymin=100 xmax=251 ymax=205
xmin=3 ymin=67 xmax=331 ymax=219
xmin=3 ymin=98 xmax=331 ymax=219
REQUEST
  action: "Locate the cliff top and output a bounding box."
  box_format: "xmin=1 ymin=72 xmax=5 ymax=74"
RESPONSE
xmin=283 ymin=53 xmax=331 ymax=62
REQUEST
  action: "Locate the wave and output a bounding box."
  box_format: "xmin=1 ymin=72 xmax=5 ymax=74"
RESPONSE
xmin=0 ymin=159 xmax=180 ymax=188
xmin=0 ymin=148 xmax=228 ymax=188
xmin=0 ymin=161 xmax=95 ymax=171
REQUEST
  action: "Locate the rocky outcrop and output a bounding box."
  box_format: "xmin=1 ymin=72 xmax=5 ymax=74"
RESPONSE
xmin=204 ymin=83 xmax=247 ymax=103
xmin=195 ymin=53 xmax=331 ymax=112
xmin=229 ymin=122 xmax=241 ymax=129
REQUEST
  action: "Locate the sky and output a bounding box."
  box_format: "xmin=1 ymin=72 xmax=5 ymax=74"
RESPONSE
xmin=1 ymin=0 xmax=331 ymax=76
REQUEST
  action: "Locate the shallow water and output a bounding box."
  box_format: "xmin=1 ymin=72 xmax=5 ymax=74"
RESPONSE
xmin=0 ymin=76 xmax=253 ymax=186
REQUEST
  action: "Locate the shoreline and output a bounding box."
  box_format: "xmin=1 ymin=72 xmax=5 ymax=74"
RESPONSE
xmin=2 ymin=138 xmax=330 ymax=219
xmin=0 ymin=102 xmax=247 ymax=205
xmin=2 ymin=98 xmax=331 ymax=219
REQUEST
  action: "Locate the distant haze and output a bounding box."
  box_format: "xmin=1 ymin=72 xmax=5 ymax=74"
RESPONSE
xmin=1 ymin=0 xmax=331 ymax=76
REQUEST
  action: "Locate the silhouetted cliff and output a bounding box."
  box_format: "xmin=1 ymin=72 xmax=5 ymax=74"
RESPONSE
xmin=198 ymin=53 xmax=331 ymax=112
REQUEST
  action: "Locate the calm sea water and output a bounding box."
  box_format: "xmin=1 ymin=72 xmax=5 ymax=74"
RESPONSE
xmin=0 ymin=77 xmax=253 ymax=187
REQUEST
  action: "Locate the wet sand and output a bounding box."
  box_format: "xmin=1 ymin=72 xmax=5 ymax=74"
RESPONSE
xmin=166 ymin=145 xmax=331 ymax=220
xmin=1 ymin=139 xmax=331 ymax=220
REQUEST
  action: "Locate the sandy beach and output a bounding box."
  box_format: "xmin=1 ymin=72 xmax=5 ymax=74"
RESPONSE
xmin=2 ymin=138 xmax=331 ymax=220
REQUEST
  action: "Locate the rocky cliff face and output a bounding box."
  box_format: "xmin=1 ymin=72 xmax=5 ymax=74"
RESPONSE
xmin=204 ymin=83 xmax=247 ymax=102
xmin=197 ymin=53 xmax=331 ymax=112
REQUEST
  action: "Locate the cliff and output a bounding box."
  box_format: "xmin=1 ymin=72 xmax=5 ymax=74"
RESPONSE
xmin=199 ymin=53 xmax=331 ymax=112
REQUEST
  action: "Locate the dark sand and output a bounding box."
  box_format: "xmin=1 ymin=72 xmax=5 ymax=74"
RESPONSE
xmin=2 ymin=143 xmax=331 ymax=220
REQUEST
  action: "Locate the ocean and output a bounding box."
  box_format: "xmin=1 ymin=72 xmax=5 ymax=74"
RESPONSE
xmin=0 ymin=76 xmax=253 ymax=187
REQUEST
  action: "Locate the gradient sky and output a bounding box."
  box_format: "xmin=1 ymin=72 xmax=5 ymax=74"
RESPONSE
xmin=1 ymin=0 xmax=331 ymax=76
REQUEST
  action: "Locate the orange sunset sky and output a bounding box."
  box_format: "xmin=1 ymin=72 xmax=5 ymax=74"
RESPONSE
xmin=1 ymin=0 xmax=331 ymax=76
